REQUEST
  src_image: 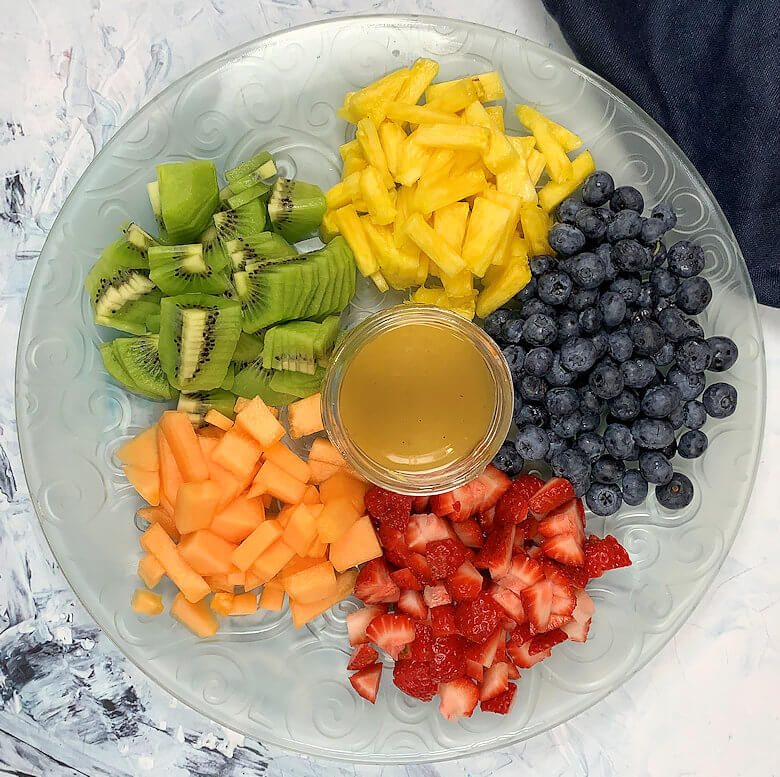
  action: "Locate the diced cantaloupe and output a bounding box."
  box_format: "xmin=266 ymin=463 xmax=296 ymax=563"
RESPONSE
xmin=315 ymin=497 xmax=361 ymax=543
xmin=235 ymin=397 xmax=285 ymax=448
xmin=157 ymin=434 xmax=182 ymax=513
xmin=252 ymin=539 xmax=296 ymax=582
xmin=212 ymin=428 xmax=263 ymax=479
xmin=203 ymin=574 xmax=234 ymax=593
xmin=137 ymin=554 xmax=165 ymax=588
xmin=277 ymin=505 xmax=295 ymax=528
xmin=319 ymin=471 xmax=369 ymax=512
xmin=123 ymin=465 xmax=160 ymax=506
xmin=178 ymin=530 xmax=237 ymax=575
xmin=282 ymin=504 xmax=318 ymax=556
xmin=171 ymin=592 xmax=219 ymax=638
xmin=279 ymin=554 xmax=323 ymax=580
xmin=234 ymin=397 xmax=251 ymax=414
xmin=138 ymin=506 xmax=180 ymax=542
xmin=203 ymin=449 xmax=246 ymax=511
xmin=262 ymin=494 xmax=273 ymax=508
xmin=309 ymin=437 xmax=348 ymax=468
xmin=174 ymin=480 xmax=222 ymax=534
xmin=283 ymin=561 xmax=337 ymax=604
xmin=289 ymin=569 xmax=358 ymax=628
xmin=117 ymin=426 xmax=159 ymax=470
xmin=211 ymin=592 xmax=235 ymax=617
xmin=248 ymin=460 xmax=307 ymax=504
xmin=159 ymin=411 xmax=209 ymax=483
xmin=328 ymin=515 xmax=383 ymax=572
xmin=231 ymin=519 xmax=283 ymax=571
xmin=198 ymin=426 xmax=224 ymax=440
xmin=306 ymin=537 xmax=328 ymax=559
xmin=287 ymin=394 xmax=324 ymax=439
xmin=210 ymin=495 xmax=265 ymax=543
xmin=131 ymin=588 xmax=164 ymax=616
xmin=308 ymin=459 xmax=344 ymax=484
xmin=302 ymin=485 xmax=320 ymax=505
xmin=198 ymin=436 xmax=219 ymax=458
xmin=259 ymin=580 xmax=285 ymax=611
xmin=228 ymin=592 xmax=258 ymax=615
xmin=205 ymin=409 xmax=234 ymax=431
xmin=244 ymin=569 xmax=263 ymax=590
xmin=263 ymin=441 xmax=311 ymax=483
xmin=139 ymin=523 xmax=211 ymax=603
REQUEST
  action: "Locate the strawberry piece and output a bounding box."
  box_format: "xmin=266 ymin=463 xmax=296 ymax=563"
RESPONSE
xmin=456 ymin=593 xmax=504 ymax=643
xmin=517 ymin=517 xmax=539 ymax=545
xmin=475 ymin=465 xmax=512 ymax=510
xmin=393 ymin=659 xmax=438 ymax=701
xmin=528 ymin=477 xmax=576 ymax=516
xmin=479 ymin=661 xmax=509 ymax=701
xmin=364 ymin=486 xmax=412 ymax=531
xmin=398 ymin=588 xmax=428 ymax=621
xmin=480 ymin=682 xmax=517 ymax=714
xmin=512 ymin=622 xmax=534 ymax=644
xmin=547 ymin=581 xmax=576 ymax=630
xmin=429 ymin=491 xmax=457 ymax=517
xmin=390 ymin=567 xmax=423 ymax=591
xmin=502 ymin=618 xmax=518 ymax=633
xmin=489 ymin=583 xmax=526 ymax=622
xmin=505 ymin=660 xmax=520 ymax=679
xmin=430 ymin=604 xmax=457 ymax=636
xmin=584 ymin=534 xmax=631 ymax=579
xmin=407 ymin=622 xmax=434 ymax=660
xmin=347 ymin=643 xmax=379 ymax=670
xmin=377 ymin=524 xmax=409 ymax=569
xmin=438 ymin=677 xmax=479 ymax=720
xmin=477 ymin=507 xmax=496 ymax=533
xmin=541 ymin=557 xmax=589 ymax=589
xmin=492 ymin=631 xmax=507 ymax=665
xmin=520 ymin=579 xmax=553 ymax=632
xmin=495 ymin=474 xmax=545 ymax=524
xmin=447 ymin=479 xmax=488 ymax=522
xmin=355 ymin=558 xmax=401 ymax=604
xmin=528 ymin=628 xmax=567 ymax=655
xmin=405 ymin=513 xmax=454 ymax=553
xmin=507 ymin=639 xmax=551 ymax=668
xmin=412 ymin=496 xmax=429 ymax=513
xmin=539 ymin=499 xmax=584 ymax=538
xmin=423 ymin=583 xmax=452 ymax=608
xmin=445 ymin=560 xmax=483 ymax=602
xmin=406 ymin=552 xmax=437 ymax=586
xmin=349 ymin=663 xmax=382 ymax=703
xmin=431 ymin=635 xmax=467 ymax=681
xmin=346 ymin=605 xmax=387 ymax=646
xmin=527 ymin=544 xmax=543 ymax=559
xmin=366 ymin=613 xmax=416 ymax=655
xmin=542 ymin=533 xmax=585 ymax=567
xmin=465 ymin=658 xmax=484 ymax=682
xmin=561 ymin=588 xmax=594 ymax=643
xmin=452 ymin=518 xmax=485 ymax=548
xmin=498 ymin=552 xmax=545 ymax=595
xmin=475 ymin=525 xmax=516 ymax=579
xmin=426 ymin=538 xmax=469 ymax=579
xmin=561 ymin=617 xmax=590 ymax=642
xmin=464 ymin=626 xmax=504 ymax=667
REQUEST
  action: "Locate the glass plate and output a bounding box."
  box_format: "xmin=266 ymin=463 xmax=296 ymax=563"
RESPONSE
xmin=15 ymin=15 xmax=765 ymax=763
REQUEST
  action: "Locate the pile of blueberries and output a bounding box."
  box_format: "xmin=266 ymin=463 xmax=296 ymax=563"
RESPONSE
xmin=488 ymin=170 xmax=739 ymax=516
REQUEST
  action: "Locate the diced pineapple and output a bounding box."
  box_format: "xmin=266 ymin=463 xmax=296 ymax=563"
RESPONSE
xmin=378 ymin=121 xmax=406 ymax=179
xmin=342 ymin=156 xmax=367 ymax=178
xmin=507 ymin=135 xmax=537 ymax=158
xmin=339 ymin=139 xmax=361 ymax=161
xmin=348 ymin=68 xmax=411 ymax=125
xmin=356 ymin=118 xmax=394 ymax=189
xmin=450 ymin=151 xmax=485 ymax=177
xmin=538 ymin=151 xmax=596 ymax=212
xmin=433 ymin=201 xmax=469 ymax=252
xmin=395 ymin=58 xmax=439 ymax=105
xmin=440 ymin=268 xmax=473 ymax=298
xmin=528 ymin=109 xmax=582 ymax=153
xmin=476 ymin=253 xmax=532 ymax=318
xmin=402 ymin=213 xmax=467 ymax=277
xmin=385 ymin=103 xmax=461 ymax=126
xmin=396 ymin=136 xmax=431 ymax=187
xmin=426 ymin=72 xmax=505 ymax=103
xmin=519 ymin=205 xmax=553 ymax=255
xmin=415 ymin=254 xmax=429 ymax=285
xmin=411 ymin=287 xmax=445 ymax=305
xmin=485 ymin=105 xmax=504 ymax=132
xmin=336 ymin=91 xmax=360 ymax=123
xmin=516 ymin=105 xmax=573 ymax=183
xmin=360 ymin=166 xmax=396 ymax=225
xmin=326 ymin=172 xmax=361 ymax=210
xmin=370 ymin=271 xmax=389 ymax=292
xmin=425 ymin=80 xmax=479 ymax=114
xmin=420 ymin=149 xmax=456 ymax=187
xmin=319 ymin=210 xmax=340 ymax=243
xmin=463 ymin=100 xmax=516 ymax=174
xmin=363 ymin=219 xmax=417 ymax=289
xmin=527 ymin=149 xmax=546 ymax=185
xmin=462 ymin=197 xmax=512 ymax=277
xmin=496 ymin=153 xmax=537 ymax=203
xmin=334 ymin=205 xmax=379 ymax=276
xmin=482 ymin=189 xmax=523 ymax=266
xmin=414 ymin=169 xmax=486 ymax=214
xmin=413 ymin=124 xmax=491 ymax=153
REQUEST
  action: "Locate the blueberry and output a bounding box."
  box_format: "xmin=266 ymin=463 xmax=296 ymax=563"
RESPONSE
xmin=512 ymin=277 xmax=538 ymax=305
xmin=597 ymin=243 xmax=619 ymax=281
xmin=579 ymin=386 xmax=605 ymax=415
xmin=622 ymin=469 xmax=648 ymax=505
xmin=706 ymin=336 xmax=739 ymax=372
xmin=581 ymin=411 xmax=601 ymax=432
xmin=607 ymin=209 xmax=643 ymax=242
xmin=678 ymin=429 xmax=708 ymax=458
xmin=656 ymin=473 xmax=694 ymax=509
xmin=571 ymin=252 xmax=606 ymax=289
xmin=545 ymin=432 xmax=570 ymax=463
xmin=524 ymin=346 xmax=554 ymax=377
xmin=484 ymin=309 xmax=513 ymax=342
xmin=598 ymin=206 xmax=616 ymax=224
xmin=604 ymin=423 xmax=635 ymax=459
xmin=608 ymin=330 xmax=634 ymax=362
xmin=529 ymin=254 xmax=555 ymax=276
xmin=502 ymin=344 xmax=527 ymax=378
xmin=575 ymin=208 xmax=609 ymax=243
xmin=631 ymin=418 xmax=675 ymax=449
xmin=682 ymin=317 xmax=704 ymax=340
xmin=558 ymin=256 xmax=579 ymax=276
xmin=702 ymin=382 xmax=738 ymax=418
xmin=549 ymin=223 xmax=586 ymax=256
xmin=556 ymin=198 xmax=587 ymax=224
xmin=614 ymin=239 xmax=652 ymax=272
xmin=522 ymin=313 xmax=557 ymax=347
xmin=586 ymin=483 xmax=623 ymax=516
xmin=547 ymin=352 xmax=577 ymax=386
xmin=657 ymin=306 xmax=692 ymax=342
xmin=610 ymin=185 xmax=644 ymax=213
xmin=537 ymin=271 xmax=574 ymax=306
xmin=560 ymin=337 xmax=597 ymax=373
xmin=515 ymin=402 xmax=548 ymax=428
xmin=556 ymin=310 xmax=581 ymax=343
xmin=577 ymin=431 xmax=606 ymax=461
xmin=629 ymin=320 xmax=665 ymax=356
xmin=590 ymin=331 xmax=609 ymax=359
xmin=493 ymin=440 xmax=524 ymax=476
xmin=639 ymin=215 xmax=667 ymax=245
xmin=551 ymin=448 xmax=592 ymax=496
xmin=621 ymin=357 xmax=656 ymax=389
xmin=594 ymin=456 xmax=626 ymax=485
xmin=653 ymin=296 xmax=675 ymax=317
xmin=675 ymin=338 xmax=712 ymax=374
xmin=659 ymin=438 xmax=678 ymax=459
xmin=628 ymin=308 xmax=653 ymax=325
xmin=641 ymin=385 xmax=681 ymax=420
xmin=579 ymin=306 xmax=604 ymax=335
xmin=667 ymin=366 xmax=706 ymax=401
xmin=514 ymin=424 xmax=550 ymax=461
xmin=675 ymin=276 xmax=712 ymax=315
xmin=668 ymin=403 xmax=685 ymax=429
xmin=589 ymin=359 xmax=624 ymax=399
xmin=551 ymin=411 xmax=583 ymax=440
xmin=501 ymin=313 xmax=525 ymax=344
xmin=636 ymin=282 xmax=657 ymax=310
xmin=610 ymin=389 xmax=641 ymax=422
xmin=520 ymin=298 xmax=556 ymax=320
xmin=582 ymin=171 xmax=615 ymax=206
xmin=650 ymin=203 xmax=677 ymax=231
xmin=652 ymin=341 xmax=676 ymax=367
xmin=518 ymin=374 xmax=548 ymax=403
xmin=610 ymin=275 xmax=641 ymax=305
xmin=599 ymin=291 xmax=627 ymax=328
xmin=681 ymin=400 xmax=706 ymax=429
xmin=545 ymin=386 xmax=580 ymax=417
xmin=649 ymin=267 xmax=678 ymax=297
xmin=667 ymin=241 xmax=705 ymax=278
xmin=566 ymin=287 xmax=601 ymax=312
xmin=639 ymin=451 xmax=673 ymax=484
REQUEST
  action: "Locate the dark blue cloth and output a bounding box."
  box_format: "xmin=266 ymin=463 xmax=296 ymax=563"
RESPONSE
xmin=542 ymin=0 xmax=780 ymax=306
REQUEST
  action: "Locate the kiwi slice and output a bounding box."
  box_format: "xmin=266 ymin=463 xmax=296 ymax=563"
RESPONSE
xmin=213 ymin=199 xmax=267 ymax=251
xmin=200 ymin=224 xmax=230 ymax=274
xmin=267 ymin=178 xmax=326 ymax=243
xmin=99 ymin=341 xmax=140 ymax=394
xmin=262 ymin=317 xmax=340 ymax=374
xmin=146 ymin=312 xmax=161 ymax=334
xmin=159 ymin=293 xmax=242 ymax=392
xmin=269 ymin=366 xmax=325 ymax=399
xmin=232 ymin=332 xmax=265 ymax=369
xmin=221 ymin=363 xmax=235 ymax=390
xmin=225 ymin=183 xmax=270 ymax=211
xmin=155 ymin=161 xmax=220 ymax=244
xmin=225 ymin=151 xmax=275 ymax=184
xmin=232 ymin=361 xmax=298 ymax=406
xmin=109 ymin=335 xmax=177 ymax=399
xmin=177 ymin=389 xmax=237 ymax=424
xmin=148 ymin=243 xmax=230 ymax=295
xmin=228 ymin=233 xmax=298 ymax=271
xmin=100 ymin=222 xmax=159 ymax=270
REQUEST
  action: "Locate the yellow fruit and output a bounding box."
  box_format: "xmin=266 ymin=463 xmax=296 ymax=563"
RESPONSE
xmin=378 ymin=120 xmax=406 ymax=179
xmin=482 ymin=189 xmax=523 ymax=265
xmin=538 ymin=151 xmax=596 ymax=212
xmin=396 ymin=58 xmax=439 ymax=105
xmin=519 ymin=205 xmax=553 ymax=255
xmin=516 ymin=105 xmax=573 ymax=182
xmin=348 ymin=68 xmax=411 ymax=125
xmin=433 ymin=201 xmax=469 ymax=252
xmin=476 ymin=253 xmax=532 ymax=318
xmin=356 ymin=118 xmax=394 ymax=189
xmin=425 ymin=79 xmax=479 ymax=113
xmin=450 ymin=151 xmax=485 ymax=177
xmin=342 ymin=156 xmax=367 ymax=178
xmin=507 ymin=135 xmax=537 ymax=158
xmin=463 ymin=100 xmax=515 ymax=174
xmin=402 ymin=212 xmax=467 ymax=276
xmin=420 ymin=149 xmax=456 ymax=187
xmin=485 ymin=105 xmax=504 ymax=132
xmin=521 ymin=107 xmax=582 ymax=152
xmin=414 ymin=169 xmax=486 ymax=214
xmin=415 ymin=254 xmax=430 ymax=285
xmin=325 ymin=172 xmax=361 ymax=210
xmin=334 ymin=205 xmax=379 ymax=276
xmin=360 ymin=166 xmax=396 ymax=225
xmin=370 ymin=271 xmax=389 ymax=292
xmin=413 ymin=124 xmax=491 ymax=153
xmin=363 ymin=219 xmax=417 ymax=289
xmin=385 ymin=102 xmax=461 ymax=125
xmin=396 ymin=136 xmax=431 ymax=187
xmin=339 ymin=139 xmax=361 ymax=161
xmin=426 ymin=72 xmax=505 ymax=103
xmin=462 ymin=197 xmax=512 ymax=277
xmin=527 ymin=149 xmax=546 ymax=185
xmin=336 ymin=92 xmax=360 ymax=123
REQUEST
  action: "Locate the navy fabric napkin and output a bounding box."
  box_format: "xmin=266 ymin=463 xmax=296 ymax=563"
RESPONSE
xmin=541 ymin=0 xmax=780 ymax=306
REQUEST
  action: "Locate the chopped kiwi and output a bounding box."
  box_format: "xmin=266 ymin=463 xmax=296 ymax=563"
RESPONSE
xmin=267 ymin=178 xmax=326 ymax=243
xmin=262 ymin=317 xmax=340 ymax=374
xmin=177 ymin=389 xmax=237 ymax=424
xmin=100 ymin=222 xmax=159 ymax=270
xmin=146 ymin=181 xmax=171 ymax=243
xmin=158 ymin=293 xmax=242 ymax=392
xmin=200 ymin=224 xmax=230 ymax=274
xmin=227 ymin=232 xmax=297 ymax=271
xmin=269 ymin=366 xmax=325 ymax=399
xmin=155 ymin=160 xmax=220 ymax=244
xmin=109 ymin=335 xmax=177 ymax=399
xmin=225 ymin=183 xmax=270 ymax=211
xmin=225 ymin=151 xmax=274 ymax=184
xmin=100 ymin=341 xmax=141 ymax=394
xmin=146 ymin=312 xmax=161 ymax=333
xmin=232 ymin=361 xmax=298 ymax=406
xmin=231 ymin=332 xmax=265 ymax=368
xmin=213 ymin=199 xmax=267 ymax=251
xmin=148 ymin=243 xmax=230 ymax=295
xmin=221 ymin=363 xmax=235 ymax=390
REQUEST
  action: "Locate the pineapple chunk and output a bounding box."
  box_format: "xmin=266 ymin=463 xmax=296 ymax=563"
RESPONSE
xmin=415 ymin=254 xmax=429 ymax=285
xmin=538 ymin=151 xmax=596 ymax=212
xmin=420 ymin=149 xmax=456 ymax=186
xmin=529 ymin=110 xmax=582 ymax=153
xmin=326 ymin=172 xmax=361 ymax=210
xmin=482 ymin=189 xmax=523 ymax=266
xmin=378 ymin=121 xmax=406 ymax=179
xmin=342 ymin=156 xmax=367 ymax=178
xmin=410 ymin=287 xmax=477 ymax=321
xmin=402 ymin=213 xmax=467 ymax=276
xmin=476 ymin=253 xmax=532 ymax=318
xmin=339 ymin=139 xmax=361 ymax=161
xmin=433 ymin=201 xmax=469 ymax=252
xmin=462 ymin=197 xmax=512 ymax=277
xmin=425 ymin=80 xmax=479 ymax=114
xmin=507 ymin=135 xmax=537 ymax=158
xmin=348 ymin=68 xmax=411 ymax=125
xmin=334 ymin=205 xmax=379 ymax=276
xmin=426 ymin=72 xmax=505 ymax=103
xmin=396 ymin=58 xmax=439 ymax=105
xmin=360 ymin=166 xmax=396 ymax=225
xmin=413 ymin=124 xmax=491 ymax=154
xmin=363 ymin=219 xmax=417 ymax=289
xmin=414 ymin=169 xmax=486 ymax=214
xmin=370 ymin=271 xmax=389 ymax=292
xmin=485 ymin=105 xmax=504 ymax=132
xmin=516 ymin=105 xmax=573 ymax=183
xmin=519 ymin=205 xmax=553 ymax=255
xmin=450 ymin=151 xmax=485 ymax=177
xmin=356 ymin=118 xmax=394 ymax=189
xmin=496 ymin=152 xmax=537 ymax=203
xmin=527 ymin=150 xmax=546 ymax=186
xmin=336 ymin=91 xmax=360 ymax=123
xmin=396 ymin=136 xmax=431 ymax=187
xmin=385 ymin=103 xmax=461 ymax=125
xmin=463 ymin=100 xmax=516 ymax=174
xmin=319 ymin=210 xmax=340 ymax=243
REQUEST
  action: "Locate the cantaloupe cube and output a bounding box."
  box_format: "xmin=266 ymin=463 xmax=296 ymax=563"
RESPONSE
xmin=137 ymin=554 xmax=165 ymax=588
xmin=229 ymin=592 xmax=258 ymax=615
xmin=302 ymin=485 xmax=320 ymax=505
xmin=212 ymin=429 xmax=263 ymax=480
xmin=235 ymin=397 xmax=285 ymax=448
xmin=263 ymin=441 xmax=311 ymax=483
xmin=283 ymin=561 xmax=337 ymax=604
xmin=123 ymin=465 xmax=160 ymax=506
xmin=279 ymin=554 xmax=322 ymax=580
xmin=226 ymin=566 xmax=246 ymax=587
xmin=252 ymin=539 xmax=296 ymax=582
xmin=230 ymin=519 xmax=283 ymax=571
xmin=309 ymin=437 xmax=348 ymax=468
xmin=248 ymin=460 xmax=307 ymax=504
xmin=205 ymin=409 xmax=234 ymax=431
xmin=198 ymin=426 xmax=224 ymax=441
xmin=117 ymin=425 xmax=159 ymax=470
xmin=210 ymin=592 xmax=235 ymax=617
xmin=287 ymin=394 xmax=324 ymax=439
xmin=203 ymin=451 xmax=245 ymax=511
xmin=277 ymin=505 xmax=295 ymax=528
xmin=315 ymin=497 xmax=361 ymax=543
xmin=159 ymin=411 xmax=209 ymax=483
xmin=157 ymin=433 xmax=182 ymax=513
xmin=308 ymin=503 xmax=324 ymax=518
xmin=259 ymin=581 xmax=285 ymax=611
xmin=210 ymin=495 xmax=265 ymax=543
xmin=198 ymin=436 xmax=219 ymax=458
xmin=308 ymin=459 xmax=343 ymax=485
xmin=174 ymin=481 xmax=221 ymax=534
xmin=328 ymin=515 xmax=382 ymax=572
xmin=282 ymin=504 xmax=318 ymax=556
xmin=289 ymin=569 xmax=358 ymax=628
xmin=319 ymin=472 xmax=369 ymax=512
xmin=305 ymin=537 xmax=328 ymax=559
xmin=234 ymin=397 xmax=251 ymax=413
xmin=203 ymin=574 xmax=234 ymax=593
xmin=131 ymin=589 xmax=164 ymax=616
xmin=178 ymin=530 xmax=237 ymax=575
xmin=171 ymin=592 xmax=218 ymax=638
xmin=138 ymin=506 xmax=180 ymax=542
xmin=244 ymin=569 xmax=263 ymax=590
xmin=262 ymin=494 xmax=273 ymax=509
xmin=140 ymin=523 xmax=210 ymax=602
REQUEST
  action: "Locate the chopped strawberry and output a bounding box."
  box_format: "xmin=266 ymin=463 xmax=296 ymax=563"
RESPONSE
xmin=431 ymin=635 xmax=467 ymax=681
xmin=405 ymin=513 xmax=453 ymax=553
xmin=480 ymin=682 xmax=517 ymax=714
xmin=429 ymin=491 xmax=457 ymax=517
xmin=377 ymin=524 xmax=409 ymax=569
xmin=347 ymin=643 xmax=379 ymax=670
xmin=346 ymin=605 xmax=387 ymax=646
xmin=542 ymin=533 xmax=585 ymax=567
xmin=475 ymin=465 xmax=512 ymax=510
xmin=507 ymin=639 xmax=551 ymax=668
xmin=561 ymin=617 xmax=590 ymax=642
xmin=528 ymin=628 xmax=567 ymax=655
xmin=477 ymin=507 xmax=495 ymax=533
xmin=398 ymin=589 xmax=428 ymax=620
xmin=366 ymin=613 xmax=416 ymax=655
xmin=445 ymin=561 xmax=483 ymax=602
xmin=539 ymin=499 xmax=585 ymax=539
xmin=475 ymin=525 xmax=516 ymax=579
xmin=412 ymin=496 xmax=429 ymax=513
xmin=489 ymin=584 xmax=526 ymax=622
xmin=561 ymin=588 xmax=594 ymax=643
xmin=501 ymin=618 xmax=518 ymax=633
xmin=452 ymin=518 xmax=485 ymax=548
xmin=584 ymin=534 xmax=631 ymax=579
xmin=426 ymin=538 xmax=469 ymax=579
xmin=355 ymin=558 xmax=401 ymax=604
xmin=573 ymin=497 xmax=586 ymax=528
xmin=479 ymin=661 xmax=509 ymax=701
xmin=528 ymin=477 xmax=576 ymax=516
xmin=455 ymin=592 xmax=504 ymax=643
xmin=547 ymin=581 xmax=576 ymax=630
xmin=438 ymin=677 xmax=479 ymax=720
xmin=390 ymin=567 xmax=423 ymax=591
xmin=447 ymin=479 xmax=488 ymax=522
xmin=349 ymin=663 xmax=382 ymax=703
xmin=406 ymin=552 xmax=437 ymax=586
xmin=492 ymin=631 xmax=507 ymax=665
xmin=517 ymin=517 xmax=539 ymax=545
xmin=465 ymin=658 xmax=484 ymax=682
xmin=423 ymin=584 xmax=452 ymax=608
xmin=393 ymin=659 xmax=438 ymax=701
xmin=520 ymin=579 xmax=553 ymax=632
xmin=512 ymin=622 xmax=534 ymax=644
xmin=495 ymin=474 xmax=545 ymax=524
xmin=504 ymin=660 xmax=520 ymax=679
xmin=364 ymin=487 xmax=412 ymax=531
xmin=430 ymin=604 xmax=457 ymax=636
xmin=407 ymin=622 xmax=434 ymax=660
xmin=527 ymin=544 xmax=543 ymax=559
xmin=541 ymin=557 xmax=589 ymax=589
xmin=464 ymin=626 xmax=504 ymax=667
xmin=498 ymin=552 xmax=545 ymax=595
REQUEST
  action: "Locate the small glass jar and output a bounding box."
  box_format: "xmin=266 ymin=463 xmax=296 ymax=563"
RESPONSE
xmin=322 ymin=305 xmax=513 ymax=496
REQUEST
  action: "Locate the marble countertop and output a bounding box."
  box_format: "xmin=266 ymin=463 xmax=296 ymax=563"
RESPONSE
xmin=0 ymin=1 xmax=777 ymax=775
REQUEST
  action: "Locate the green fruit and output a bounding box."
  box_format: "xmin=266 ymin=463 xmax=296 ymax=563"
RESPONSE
xmin=177 ymin=389 xmax=237 ymax=423
xmin=232 ymin=361 xmax=298 ymax=406
xmin=108 ymin=335 xmax=177 ymax=400
xmin=156 ymin=160 xmax=220 ymax=244
xmin=148 ymin=243 xmax=230 ymax=295
xmin=267 ymin=178 xmax=326 ymax=243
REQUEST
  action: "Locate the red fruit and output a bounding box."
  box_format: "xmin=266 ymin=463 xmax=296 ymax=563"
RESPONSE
xmin=426 ymin=538 xmax=468 ymax=579
xmin=438 ymin=677 xmax=479 ymax=720
xmin=505 ymin=661 xmax=520 ymax=679
xmin=452 ymin=518 xmax=485 ymax=548
xmin=431 ymin=635 xmax=467 ymax=681
xmin=477 ymin=507 xmax=495 ymax=533
xmin=498 ymin=553 xmax=545 ymax=595
xmin=465 ymin=658 xmax=484 ymax=682
xmin=465 ymin=626 xmax=504 ymax=667
xmin=406 ymin=552 xmax=437 ymax=586
xmin=456 ymin=593 xmax=503 ymax=643
xmin=561 ymin=588 xmax=594 ymax=643
xmin=348 ymin=643 xmax=379 ymax=670
xmin=355 ymin=558 xmax=401 ymax=604
xmin=492 ymin=631 xmax=507 ymax=665
xmin=541 ymin=557 xmax=589 ymax=589
xmin=366 ymin=613 xmax=416 ymax=655
xmin=528 ymin=477 xmax=576 ymax=516
xmin=507 ymin=639 xmax=550 ymax=669
xmin=405 ymin=513 xmax=453 ymax=553
xmin=430 ymin=604 xmax=457 ymax=636
xmin=520 ymin=579 xmax=553 ymax=632
xmin=475 ymin=525 xmax=516 ymax=579
xmin=349 ymin=663 xmax=382 ymax=703
xmin=378 ymin=524 xmax=409 ymax=569
xmin=539 ymin=499 xmax=584 ymax=538
xmin=347 ymin=605 xmax=387 ymax=646
xmin=517 ymin=518 xmax=539 ymax=545
xmin=480 ymin=682 xmax=517 ymax=714
xmin=512 ymin=622 xmax=534 ymax=644
xmin=479 ymin=661 xmax=509 ymax=701
xmin=407 ymin=622 xmax=434 ymax=661
xmin=364 ymin=486 xmax=413 ymax=531
xmin=429 ymin=491 xmax=457 ymax=517
xmin=412 ymin=496 xmax=429 ymax=513
xmin=390 ymin=567 xmax=423 ymax=591
xmin=423 ymin=583 xmax=452 ymax=608
xmin=489 ymin=584 xmax=526 ymax=622
xmin=547 ymin=581 xmax=576 ymax=630
xmin=528 ymin=628 xmax=567 ymax=655
xmin=584 ymin=534 xmax=631 ymax=579
xmin=448 ymin=479 xmax=488 ymax=522
xmin=495 ymin=474 xmax=545 ymax=524
xmin=445 ymin=560 xmax=483 ymax=602
xmin=542 ymin=533 xmax=585 ymax=567
xmin=398 ymin=589 xmax=428 ymax=620
xmin=502 ymin=618 xmax=518 ymax=633
xmin=476 ymin=465 xmax=512 ymax=510
xmin=393 ymin=659 xmax=438 ymax=701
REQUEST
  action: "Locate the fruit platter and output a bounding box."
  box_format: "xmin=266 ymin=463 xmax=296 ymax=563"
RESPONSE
xmin=15 ymin=17 xmax=764 ymax=763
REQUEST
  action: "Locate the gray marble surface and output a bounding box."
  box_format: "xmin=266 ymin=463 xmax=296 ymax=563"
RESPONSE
xmin=1 ymin=1 xmax=778 ymax=775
